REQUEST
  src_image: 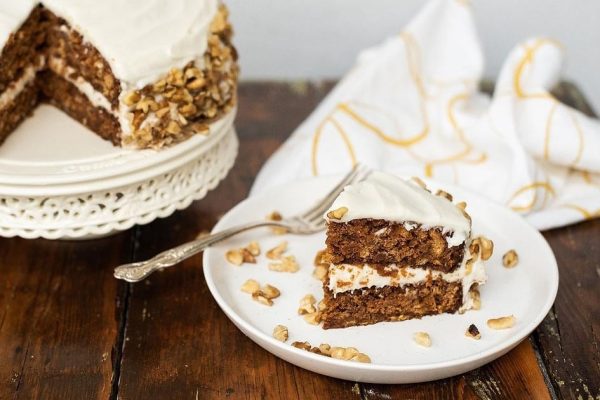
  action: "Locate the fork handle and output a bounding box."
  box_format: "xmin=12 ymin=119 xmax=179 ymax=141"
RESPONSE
xmin=113 ymin=220 xmax=282 ymax=282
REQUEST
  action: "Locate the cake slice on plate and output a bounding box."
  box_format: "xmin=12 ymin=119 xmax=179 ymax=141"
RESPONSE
xmin=320 ymin=171 xmax=489 ymax=329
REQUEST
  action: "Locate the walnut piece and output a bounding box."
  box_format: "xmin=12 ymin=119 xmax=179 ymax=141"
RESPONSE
xmin=326 ymin=207 xmax=349 ymax=220
xmin=297 ymin=294 xmax=317 ymax=315
xmin=410 ymin=176 xmax=428 ymax=190
xmin=272 ymin=325 xmax=288 ymax=342
xmin=312 ymin=265 xmax=328 ymax=282
xmin=225 ymin=249 xmax=244 ymax=266
xmin=469 ymin=287 xmax=481 ymax=310
xmin=435 ymin=189 xmax=453 ymax=201
xmin=266 ymin=211 xmax=288 ymax=235
xmin=266 ymin=241 xmax=288 ymax=260
xmin=502 ymin=249 xmax=519 ymax=268
xmin=413 ymin=332 xmax=432 ymax=347
xmin=240 ymin=279 xmax=260 ymax=294
xmin=303 ymin=312 xmax=321 ymax=325
xmin=261 ymin=284 xmax=281 ymax=299
xmin=470 ymin=236 xmax=494 ymax=261
xmin=487 ymin=315 xmax=516 ymax=330
xmin=246 ymin=241 xmax=261 ymax=257
xmin=269 ymin=255 xmax=299 ymax=273
xmin=465 ymin=324 xmax=481 ymax=339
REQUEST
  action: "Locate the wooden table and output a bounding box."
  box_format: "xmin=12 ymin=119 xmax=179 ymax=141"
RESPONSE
xmin=1 ymin=82 xmax=598 ymax=400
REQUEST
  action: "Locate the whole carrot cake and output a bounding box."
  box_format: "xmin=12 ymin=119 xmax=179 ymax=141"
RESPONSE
xmin=0 ymin=0 xmax=238 ymax=149
xmin=320 ymin=171 xmax=489 ymax=329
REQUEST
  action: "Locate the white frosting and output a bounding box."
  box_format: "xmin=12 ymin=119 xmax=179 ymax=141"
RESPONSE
xmin=0 ymin=61 xmax=43 ymax=108
xmin=325 ymin=171 xmax=471 ymax=247
xmin=0 ymin=1 xmax=36 ymax=49
xmin=327 ymin=249 xmax=486 ymax=312
xmin=0 ymin=0 xmax=218 ymax=89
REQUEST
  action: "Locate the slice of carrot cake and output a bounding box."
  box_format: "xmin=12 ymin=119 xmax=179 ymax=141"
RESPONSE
xmin=320 ymin=171 xmax=489 ymax=329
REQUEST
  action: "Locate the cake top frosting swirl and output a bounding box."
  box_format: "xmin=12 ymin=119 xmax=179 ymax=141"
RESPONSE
xmin=324 ymin=171 xmax=471 ymax=246
xmin=0 ymin=0 xmax=218 ymax=89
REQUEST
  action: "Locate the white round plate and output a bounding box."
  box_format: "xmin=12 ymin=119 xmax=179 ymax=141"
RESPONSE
xmin=203 ymin=175 xmax=558 ymax=384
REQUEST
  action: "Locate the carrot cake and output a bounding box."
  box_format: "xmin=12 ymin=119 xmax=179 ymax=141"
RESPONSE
xmin=0 ymin=0 xmax=238 ymax=149
xmin=320 ymin=171 xmax=489 ymax=329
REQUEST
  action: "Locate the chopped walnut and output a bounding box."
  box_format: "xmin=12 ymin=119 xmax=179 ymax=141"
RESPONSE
xmin=413 ymin=332 xmax=432 ymax=347
xmin=502 ymin=249 xmax=519 ymax=268
xmin=326 ymin=207 xmax=349 ymax=220
xmin=312 ymin=265 xmax=328 ymax=282
xmin=470 ymin=236 xmax=494 ymax=261
xmin=225 ymin=242 xmax=260 ymax=266
xmin=225 ymin=249 xmax=244 ymax=266
xmin=435 ymin=189 xmax=453 ymax=201
xmin=240 ymin=248 xmax=256 ymax=264
xmin=297 ymin=294 xmax=317 ymax=315
xmin=469 ymin=287 xmax=481 ymax=310
xmin=240 ymin=279 xmax=260 ymax=294
xmin=261 ymin=284 xmax=281 ymax=299
xmin=465 ymin=324 xmax=481 ymax=339
xmin=252 ymin=292 xmax=273 ymax=306
xmin=269 ymin=255 xmax=299 ymax=273
xmin=487 ymin=315 xmax=516 ymax=330
xmin=272 ymin=325 xmax=288 ymax=342
xmin=410 ymin=176 xmax=428 ymax=190
xmin=291 ymin=341 xmax=312 ymax=351
xmin=303 ymin=312 xmax=321 ymax=325
xmin=266 ymin=241 xmax=288 ymax=260
xmin=266 ymin=211 xmax=288 ymax=235
xmin=246 ymin=241 xmax=261 ymax=257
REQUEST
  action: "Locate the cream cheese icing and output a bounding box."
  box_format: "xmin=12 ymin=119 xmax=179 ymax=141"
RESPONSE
xmin=325 ymin=171 xmax=471 ymax=247
xmin=327 ymin=248 xmax=486 ymax=312
xmin=0 ymin=0 xmax=218 ymax=89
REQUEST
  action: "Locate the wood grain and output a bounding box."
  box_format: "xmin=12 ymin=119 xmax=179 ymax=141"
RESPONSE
xmin=0 ymin=234 xmax=132 ymax=399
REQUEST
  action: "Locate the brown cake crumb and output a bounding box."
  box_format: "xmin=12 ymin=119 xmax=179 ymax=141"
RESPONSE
xmin=465 ymin=324 xmax=481 ymax=339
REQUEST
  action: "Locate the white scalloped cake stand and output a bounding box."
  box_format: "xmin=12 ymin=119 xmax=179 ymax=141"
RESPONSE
xmin=0 ymin=105 xmax=238 ymax=239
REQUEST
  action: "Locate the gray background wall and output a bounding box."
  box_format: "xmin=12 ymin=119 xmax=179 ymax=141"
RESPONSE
xmin=227 ymin=0 xmax=600 ymax=111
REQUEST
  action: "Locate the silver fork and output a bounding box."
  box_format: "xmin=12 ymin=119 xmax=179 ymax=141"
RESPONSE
xmin=113 ymin=165 xmax=370 ymax=282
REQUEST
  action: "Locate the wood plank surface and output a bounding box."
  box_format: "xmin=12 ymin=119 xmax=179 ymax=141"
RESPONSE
xmin=0 ymin=81 xmax=597 ymax=400
xmin=0 ymin=234 xmax=132 ymax=399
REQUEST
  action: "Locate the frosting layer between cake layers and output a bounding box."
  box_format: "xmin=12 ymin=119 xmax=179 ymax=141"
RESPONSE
xmin=325 ymin=171 xmax=471 ymax=247
xmin=327 ymin=246 xmax=486 ymax=312
xmin=0 ymin=0 xmax=218 ymax=89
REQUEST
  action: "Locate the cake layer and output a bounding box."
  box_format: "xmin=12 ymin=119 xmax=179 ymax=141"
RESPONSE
xmin=324 ymin=171 xmax=471 ymax=247
xmin=0 ymin=5 xmax=46 ymax=93
xmin=326 ymin=219 xmax=465 ymax=272
xmin=39 ymin=70 xmax=120 ymax=143
xmin=321 ymin=278 xmax=463 ymax=329
xmin=0 ymin=79 xmax=38 ymax=144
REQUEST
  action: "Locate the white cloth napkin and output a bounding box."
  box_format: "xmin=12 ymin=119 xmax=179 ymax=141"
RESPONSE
xmin=251 ymin=0 xmax=600 ymax=230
